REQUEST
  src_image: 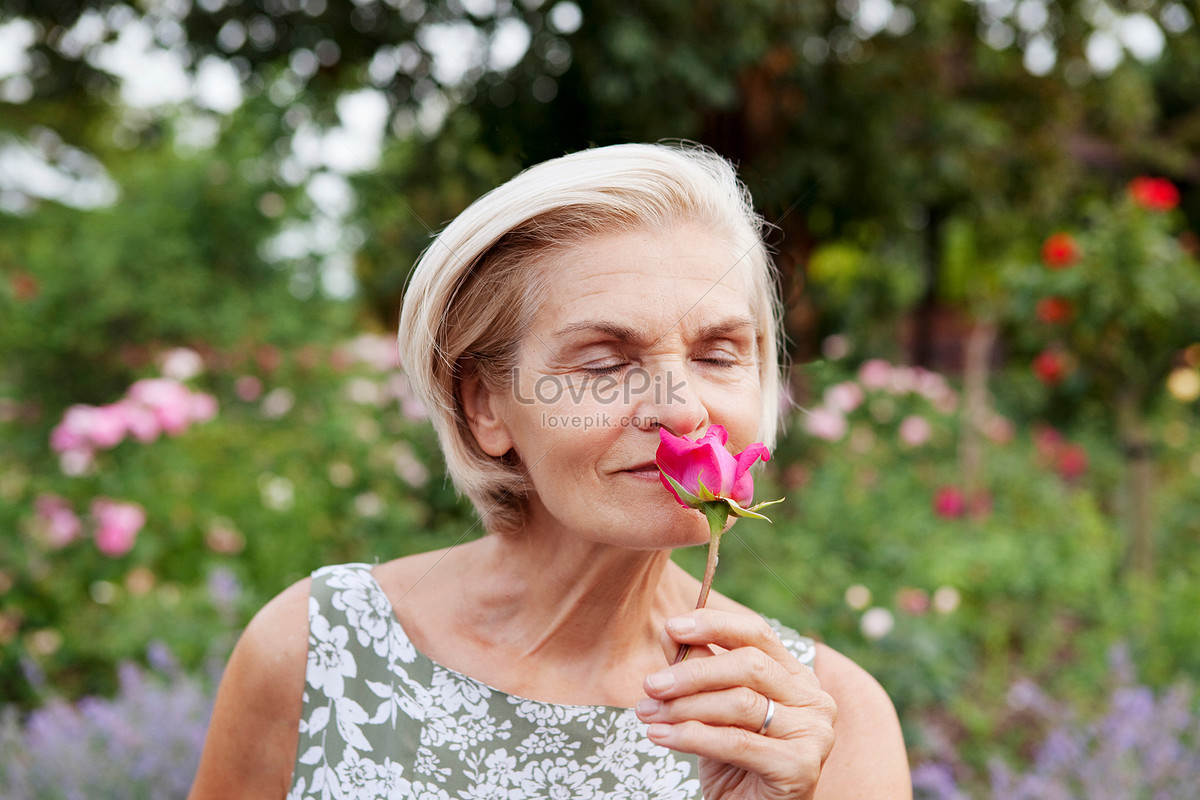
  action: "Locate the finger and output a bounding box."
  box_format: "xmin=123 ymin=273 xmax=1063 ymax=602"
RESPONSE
xmin=636 ymin=686 xmax=773 ymax=733
xmin=664 ymin=610 xmax=813 ymax=678
xmin=658 ymin=625 xmax=717 ymax=664
xmin=647 ymin=718 xmax=832 ymax=790
xmin=644 ymin=646 xmax=809 ymax=707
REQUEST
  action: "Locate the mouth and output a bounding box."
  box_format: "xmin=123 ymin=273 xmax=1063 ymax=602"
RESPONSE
xmin=621 ymin=462 xmax=661 ymax=481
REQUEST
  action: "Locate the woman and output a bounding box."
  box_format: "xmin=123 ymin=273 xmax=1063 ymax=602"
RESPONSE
xmin=189 ymin=143 xmax=910 ymax=799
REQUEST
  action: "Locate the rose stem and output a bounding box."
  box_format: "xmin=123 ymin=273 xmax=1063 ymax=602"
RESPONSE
xmin=672 ymin=529 xmax=721 ymax=665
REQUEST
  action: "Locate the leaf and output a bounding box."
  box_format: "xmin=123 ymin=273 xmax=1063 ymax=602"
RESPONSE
xmin=298 ymin=746 xmax=324 ymax=765
xmin=307 ymin=705 xmax=330 ymax=734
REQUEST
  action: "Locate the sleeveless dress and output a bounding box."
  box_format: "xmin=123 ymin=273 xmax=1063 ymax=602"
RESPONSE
xmin=287 ymin=563 xmax=816 ymax=800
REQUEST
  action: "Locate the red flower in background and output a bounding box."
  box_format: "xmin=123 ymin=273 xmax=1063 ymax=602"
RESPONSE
xmin=933 ymin=486 xmax=967 ymax=519
xmin=1041 ymin=232 xmax=1080 ymax=269
xmin=1033 ymin=350 xmax=1069 ymax=385
xmin=1128 ymin=176 xmax=1180 ymax=212
xmin=1036 ymin=297 xmax=1073 ymax=324
xmin=1057 ymin=444 xmax=1089 ymax=481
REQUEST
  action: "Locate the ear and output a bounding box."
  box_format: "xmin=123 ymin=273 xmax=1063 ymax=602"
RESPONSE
xmin=460 ymin=371 xmax=514 ymax=458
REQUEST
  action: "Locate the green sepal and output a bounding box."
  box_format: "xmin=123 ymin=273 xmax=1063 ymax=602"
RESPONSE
xmin=661 ymin=472 xmax=703 ymax=508
xmin=701 ymin=501 xmax=730 ymax=537
xmin=662 ymin=470 xmax=782 ymax=525
xmin=726 ymin=496 xmax=785 ymax=522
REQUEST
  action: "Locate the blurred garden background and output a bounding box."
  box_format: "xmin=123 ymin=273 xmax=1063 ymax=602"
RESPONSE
xmin=2 ymin=0 xmax=1200 ymax=796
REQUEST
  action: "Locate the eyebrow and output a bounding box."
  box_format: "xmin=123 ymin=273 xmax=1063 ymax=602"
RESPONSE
xmin=552 ymin=315 xmax=757 ymax=345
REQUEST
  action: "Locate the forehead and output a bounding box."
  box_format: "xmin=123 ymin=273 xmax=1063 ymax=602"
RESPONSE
xmin=532 ymin=225 xmax=758 ymax=338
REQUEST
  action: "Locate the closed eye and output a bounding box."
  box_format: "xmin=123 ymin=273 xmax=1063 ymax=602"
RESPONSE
xmin=581 ymin=362 xmax=628 ymax=376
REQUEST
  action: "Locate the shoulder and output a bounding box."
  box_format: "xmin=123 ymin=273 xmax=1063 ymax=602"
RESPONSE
xmin=188 ymin=575 xmax=313 ymax=800
xmin=811 ymin=642 xmax=912 ymax=800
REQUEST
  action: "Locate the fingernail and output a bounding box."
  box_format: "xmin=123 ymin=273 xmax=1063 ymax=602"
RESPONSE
xmin=668 ymin=616 xmax=696 ymax=634
xmin=646 ymin=671 xmax=676 ymax=692
xmin=635 ymin=698 xmax=661 ymax=716
xmin=647 ymin=723 xmax=671 ymax=740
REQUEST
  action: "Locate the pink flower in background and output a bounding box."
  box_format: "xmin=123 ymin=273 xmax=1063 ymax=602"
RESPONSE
xmin=235 ymin=375 xmax=264 ymax=401
xmin=189 ymin=392 xmax=218 ymax=423
xmin=824 ymin=382 xmax=864 ymax=414
xmin=34 ymin=494 xmax=81 ymax=548
xmin=896 ymin=587 xmax=931 ymax=616
xmin=50 ymin=405 xmax=94 ymax=453
xmin=887 ymin=365 xmax=917 ymax=394
xmin=804 ymin=407 xmax=848 ymax=441
xmin=117 ymin=400 xmax=161 ymax=443
xmin=91 ymin=499 xmax=146 ymax=557
xmin=933 ymin=486 xmax=968 ymax=519
xmin=858 ymin=359 xmax=892 ymax=390
xmin=128 ymin=378 xmax=193 ymax=434
xmin=899 ymin=415 xmax=932 ymax=447
xmin=89 ymin=404 xmax=130 ymax=449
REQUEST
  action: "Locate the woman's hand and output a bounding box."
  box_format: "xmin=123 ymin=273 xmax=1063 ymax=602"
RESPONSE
xmin=636 ymin=609 xmax=837 ymax=800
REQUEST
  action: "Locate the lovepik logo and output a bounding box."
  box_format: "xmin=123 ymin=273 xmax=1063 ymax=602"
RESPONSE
xmin=511 ymin=367 xmax=688 ymax=407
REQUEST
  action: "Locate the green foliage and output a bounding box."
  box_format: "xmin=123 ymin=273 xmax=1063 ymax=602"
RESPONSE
xmin=0 ymin=108 xmax=349 ymax=414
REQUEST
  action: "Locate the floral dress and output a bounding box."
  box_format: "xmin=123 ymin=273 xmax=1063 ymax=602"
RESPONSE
xmin=287 ymin=563 xmax=816 ymax=800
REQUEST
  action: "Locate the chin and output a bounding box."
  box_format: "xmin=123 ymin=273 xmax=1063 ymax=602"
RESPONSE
xmin=615 ymin=505 xmax=712 ymax=551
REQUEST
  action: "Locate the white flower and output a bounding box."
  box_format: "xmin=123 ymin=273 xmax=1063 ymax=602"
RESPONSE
xmin=332 ymin=750 xmax=405 ymax=799
xmin=609 ymin=759 xmax=696 ymax=800
xmin=430 ymin=667 xmax=491 ymax=716
xmin=933 ymin=585 xmax=961 ymax=614
xmin=860 ymin=607 xmax=895 ymax=640
xmin=516 ymin=725 xmax=578 ymax=757
xmin=306 ymin=599 xmax=357 ymax=698
xmin=508 ymin=698 xmax=591 ymax=727
xmin=480 ymin=748 xmax=517 ymax=787
xmin=517 ymin=757 xmax=601 ymax=800
xmin=844 ymin=584 xmax=872 ymax=611
xmin=446 ymin=713 xmax=512 ymax=752
xmin=332 ymin=580 xmax=398 ymax=658
xmin=408 ymin=780 xmax=451 ymax=800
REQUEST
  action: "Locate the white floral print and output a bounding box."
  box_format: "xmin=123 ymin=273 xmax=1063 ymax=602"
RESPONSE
xmin=288 ymin=563 xmax=816 ymax=800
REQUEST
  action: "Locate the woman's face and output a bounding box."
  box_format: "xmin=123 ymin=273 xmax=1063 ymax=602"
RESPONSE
xmin=481 ymin=223 xmax=765 ymax=549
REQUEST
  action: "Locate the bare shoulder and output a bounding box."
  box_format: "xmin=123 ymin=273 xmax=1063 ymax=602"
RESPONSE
xmin=812 ymin=642 xmax=912 ymax=800
xmin=188 ymin=577 xmax=312 ymax=800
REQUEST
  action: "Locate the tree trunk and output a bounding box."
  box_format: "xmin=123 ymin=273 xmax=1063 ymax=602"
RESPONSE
xmin=960 ymin=321 xmax=997 ymax=504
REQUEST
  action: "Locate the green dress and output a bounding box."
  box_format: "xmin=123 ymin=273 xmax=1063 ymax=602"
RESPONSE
xmin=287 ymin=563 xmax=816 ymax=800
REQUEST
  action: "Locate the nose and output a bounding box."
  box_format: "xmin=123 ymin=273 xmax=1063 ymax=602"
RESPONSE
xmin=632 ymin=360 xmax=708 ymax=438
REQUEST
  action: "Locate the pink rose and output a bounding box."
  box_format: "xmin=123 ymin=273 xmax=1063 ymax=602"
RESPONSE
xmin=116 ymin=400 xmax=161 ymax=443
xmin=899 ymin=415 xmax=932 ymax=447
xmin=824 ymin=382 xmax=864 ymax=414
xmin=189 ymin=392 xmax=218 ymax=423
xmin=656 ymin=424 xmax=770 ymax=509
xmin=50 ymin=405 xmax=94 ymax=453
xmin=91 ymin=498 xmax=146 ymax=557
xmin=804 ymin=407 xmax=848 ymax=442
xmin=858 ymin=359 xmax=892 ymax=390
xmin=88 ymin=404 xmax=129 ymax=449
xmin=128 ymin=378 xmax=193 ymax=435
xmin=34 ymin=494 xmax=81 ymax=548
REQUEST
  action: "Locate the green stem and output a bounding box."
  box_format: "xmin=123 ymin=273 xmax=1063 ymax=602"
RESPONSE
xmin=672 ymin=506 xmax=728 ymax=665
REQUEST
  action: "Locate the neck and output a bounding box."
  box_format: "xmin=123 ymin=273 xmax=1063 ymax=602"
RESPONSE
xmin=454 ymin=513 xmax=697 ymax=671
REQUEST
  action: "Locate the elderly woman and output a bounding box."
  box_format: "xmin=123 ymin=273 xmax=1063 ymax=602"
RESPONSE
xmin=190 ymin=143 xmax=910 ymax=799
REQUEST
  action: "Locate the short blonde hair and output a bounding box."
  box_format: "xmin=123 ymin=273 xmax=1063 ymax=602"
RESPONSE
xmin=398 ymin=142 xmax=782 ymax=534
